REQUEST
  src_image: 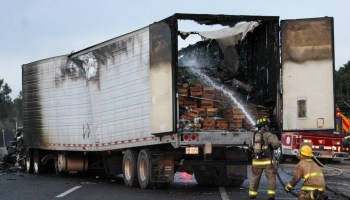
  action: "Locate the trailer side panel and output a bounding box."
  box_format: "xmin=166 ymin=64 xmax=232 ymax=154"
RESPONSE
xmin=23 ymin=27 xmax=174 ymax=151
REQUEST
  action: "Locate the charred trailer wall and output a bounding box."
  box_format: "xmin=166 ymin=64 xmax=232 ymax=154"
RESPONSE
xmin=22 ymin=56 xmax=69 ymax=148
xmin=22 ymin=26 xmax=176 ymax=151
xmin=236 ymin=20 xmax=280 ymax=109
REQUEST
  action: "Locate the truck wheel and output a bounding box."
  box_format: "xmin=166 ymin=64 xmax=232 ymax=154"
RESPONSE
xmin=122 ymin=149 xmax=139 ymax=187
xmin=137 ymin=149 xmax=153 ymax=189
xmin=25 ymin=150 xmax=33 ymax=173
xmin=33 ymin=150 xmax=44 ymax=174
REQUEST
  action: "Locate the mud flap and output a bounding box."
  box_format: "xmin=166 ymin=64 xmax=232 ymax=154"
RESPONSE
xmin=150 ymin=152 xmax=174 ymax=183
xmin=226 ymin=147 xmax=248 ymax=180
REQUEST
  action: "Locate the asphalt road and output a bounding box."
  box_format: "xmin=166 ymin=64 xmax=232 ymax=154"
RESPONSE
xmin=0 ymin=161 xmax=349 ymax=200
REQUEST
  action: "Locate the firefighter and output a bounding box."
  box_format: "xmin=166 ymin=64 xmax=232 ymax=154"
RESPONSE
xmin=249 ymin=117 xmax=280 ymax=199
xmin=284 ymin=145 xmax=327 ymax=200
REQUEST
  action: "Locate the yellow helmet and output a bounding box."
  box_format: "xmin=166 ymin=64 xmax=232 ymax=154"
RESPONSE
xmin=300 ymin=145 xmax=313 ymax=157
xmin=255 ymin=117 xmax=270 ymax=128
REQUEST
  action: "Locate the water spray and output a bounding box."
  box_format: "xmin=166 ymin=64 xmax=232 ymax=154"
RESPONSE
xmin=186 ymin=66 xmax=255 ymax=126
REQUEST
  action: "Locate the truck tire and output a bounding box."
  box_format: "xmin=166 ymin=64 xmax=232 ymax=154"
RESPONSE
xmin=137 ymin=149 xmax=153 ymax=189
xmin=25 ymin=150 xmax=33 ymax=173
xmin=33 ymin=150 xmax=44 ymax=174
xmin=122 ymin=149 xmax=139 ymax=187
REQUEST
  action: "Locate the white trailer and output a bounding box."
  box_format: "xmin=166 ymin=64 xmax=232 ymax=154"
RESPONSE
xmin=22 ymin=13 xmax=334 ymax=188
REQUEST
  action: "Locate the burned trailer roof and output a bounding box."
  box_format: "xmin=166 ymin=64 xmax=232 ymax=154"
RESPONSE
xmin=64 ymin=13 xmax=279 ymax=61
xmin=160 ymin=13 xmax=279 ymax=27
xmin=68 ymin=26 xmax=149 ymax=60
xmin=22 ymin=55 xmax=68 ymax=67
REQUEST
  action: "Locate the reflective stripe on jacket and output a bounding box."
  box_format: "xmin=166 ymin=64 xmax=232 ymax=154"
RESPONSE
xmin=301 ymin=186 xmax=325 ymax=192
xmin=252 ymin=158 xmax=275 ymax=166
xmin=303 ymin=172 xmax=323 ymax=180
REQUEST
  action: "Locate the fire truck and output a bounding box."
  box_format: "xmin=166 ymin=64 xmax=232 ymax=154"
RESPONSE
xmin=279 ymin=109 xmax=349 ymax=162
xmin=337 ymin=108 xmax=350 ymax=156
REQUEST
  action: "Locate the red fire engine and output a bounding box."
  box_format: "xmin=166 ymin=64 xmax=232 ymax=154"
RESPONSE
xmin=279 ymin=109 xmax=349 ymax=162
xmin=337 ymin=108 xmax=350 ymax=154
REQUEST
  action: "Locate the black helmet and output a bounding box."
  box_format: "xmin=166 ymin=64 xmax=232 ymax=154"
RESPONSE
xmin=255 ymin=117 xmax=270 ymax=128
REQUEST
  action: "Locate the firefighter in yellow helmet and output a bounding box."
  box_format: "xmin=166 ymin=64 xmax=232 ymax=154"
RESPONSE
xmin=249 ymin=117 xmax=280 ymax=199
xmin=284 ymin=145 xmax=327 ymax=200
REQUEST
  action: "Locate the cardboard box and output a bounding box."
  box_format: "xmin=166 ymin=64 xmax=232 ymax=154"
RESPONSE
xmin=203 ymin=118 xmax=216 ymax=129
xmin=216 ymin=119 xmax=229 ymax=129
xmin=207 ymin=108 xmax=218 ymax=117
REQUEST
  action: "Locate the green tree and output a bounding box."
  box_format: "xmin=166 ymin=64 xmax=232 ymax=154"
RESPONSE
xmin=335 ymin=60 xmax=350 ymax=114
xmin=13 ymin=91 xmax=23 ymax=127
xmin=0 ymin=79 xmax=12 ymax=119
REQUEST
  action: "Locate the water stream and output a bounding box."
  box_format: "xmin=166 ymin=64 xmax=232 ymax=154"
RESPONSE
xmin=187 ymin=67 xmax=255 ymax=126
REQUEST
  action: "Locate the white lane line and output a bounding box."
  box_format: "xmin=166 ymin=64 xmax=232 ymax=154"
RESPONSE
xmin=56 ymin=186 xmax=82 ymax=198
xmin=219 ymin=186 xmax=230 ymax=200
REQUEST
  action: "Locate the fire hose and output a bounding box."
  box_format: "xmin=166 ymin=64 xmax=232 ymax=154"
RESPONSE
xmin=270 ymin=152 xmax=299 ymax=197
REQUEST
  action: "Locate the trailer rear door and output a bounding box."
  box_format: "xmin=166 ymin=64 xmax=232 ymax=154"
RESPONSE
xmin=281 ymin=17 xmax=335 ymax=131
xmin=149 ymin=22 xmax=174 ymax=134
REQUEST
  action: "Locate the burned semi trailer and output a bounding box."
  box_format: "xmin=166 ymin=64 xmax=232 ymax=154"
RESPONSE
xmin=23 ymin=13 xmax=283 ymax=188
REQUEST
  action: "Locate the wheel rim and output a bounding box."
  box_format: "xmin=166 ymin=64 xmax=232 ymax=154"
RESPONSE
xmin=25 ymin=152 xmax=32 ymax=172
xmin=56 ymin=154 xmax=63 ymax=172
xmin=139 ymin=157 xmax=147 ymax=181
xmin=34 ymin=162 xmax=38 ymax=173
xmin=124 ymin=157 xmax=132 ymax=180
xmin=33 ymin=157 xmax=39 ymax=173
xmin=26 ymin=156 xmax=31 ymax=171
xmin=33 ymin=151 xmax=39 ymax=173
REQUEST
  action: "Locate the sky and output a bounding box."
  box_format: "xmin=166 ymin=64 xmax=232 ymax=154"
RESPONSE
xmin=1 ymin=0 xmax=349 ymax=99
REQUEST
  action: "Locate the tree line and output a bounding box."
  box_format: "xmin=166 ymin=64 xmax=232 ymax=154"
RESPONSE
xmin=336 ymin=61 xmax=350 ymax=115
xmin=0 ymin=79 xmax=22 ymax=132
